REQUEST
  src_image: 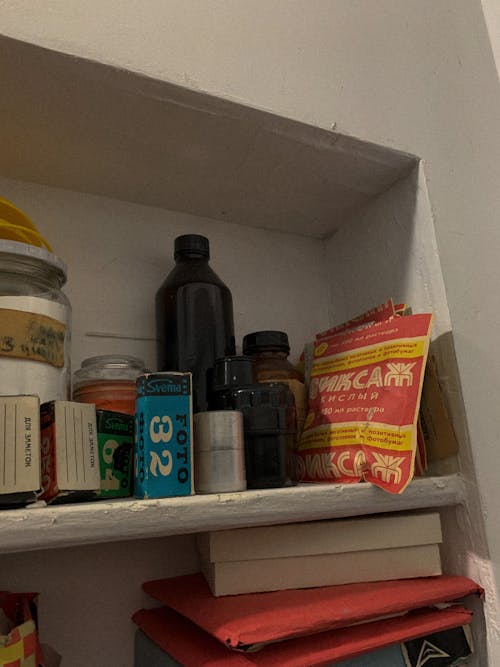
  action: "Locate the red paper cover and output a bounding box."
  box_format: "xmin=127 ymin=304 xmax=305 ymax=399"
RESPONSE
xmin=142 ymin=573 xmax=482 ymax=650
xmin=133 ymin=605 xmax=473 ymax=667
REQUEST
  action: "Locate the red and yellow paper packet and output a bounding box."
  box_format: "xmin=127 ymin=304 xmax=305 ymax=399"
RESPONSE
xmin=297 ymin=313 xmax=433 ymax=493
xmin=315 ymin=298 xmax=396 ymax=339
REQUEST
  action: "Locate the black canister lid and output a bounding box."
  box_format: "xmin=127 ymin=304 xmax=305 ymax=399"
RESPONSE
xmin=243 ymin=330 xmax=290 ymax=355
xmin=212 ymin=356 xmax=255 ymax=391
xmin=174 ymin=234 xmax=210 ymax=259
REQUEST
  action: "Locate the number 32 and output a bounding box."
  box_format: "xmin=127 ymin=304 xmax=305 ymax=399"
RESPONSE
xmin=149 ymin=415 xmax=173 ymax=477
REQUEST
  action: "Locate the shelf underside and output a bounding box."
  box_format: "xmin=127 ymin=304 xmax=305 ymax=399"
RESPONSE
xmin=0 ymin=475 xmax=463 ymax=555
xmin=0 ymin=35 xmax=417 ymax=239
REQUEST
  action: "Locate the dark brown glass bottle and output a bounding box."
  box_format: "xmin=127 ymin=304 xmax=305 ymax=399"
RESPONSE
xmin=155 ymin=235 xmax=235 ymax=412
xmin=243 ymin=330 xmax=307 ymax=440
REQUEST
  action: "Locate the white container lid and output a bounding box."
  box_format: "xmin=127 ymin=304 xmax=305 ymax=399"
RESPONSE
xmin=0 ymin=239 xmax=67 ymax=280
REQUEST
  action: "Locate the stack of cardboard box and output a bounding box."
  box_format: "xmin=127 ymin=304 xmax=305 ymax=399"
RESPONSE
xmin=132 ymin=514 xmax=481 ymax=666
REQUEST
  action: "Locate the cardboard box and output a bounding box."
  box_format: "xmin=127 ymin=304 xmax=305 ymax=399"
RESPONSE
xmin=420 ymin=356 xmax=459 ymax=461
xmin=198 ymin=513 xmax=443 ymax=596
xmin=134 ymin=373 xmax=193 ymax=499
xmin=197 ymin=512 xmax=442 ymax=562
xmin=0 ymin=395 xmax=40 ymax=507
xmin=96 ymin=410 xmax=134 ymax=498
xmin=201 ymin=543 xmax=442 ymax=596
xmin=40 ymin=401 xmax=100 ymax=503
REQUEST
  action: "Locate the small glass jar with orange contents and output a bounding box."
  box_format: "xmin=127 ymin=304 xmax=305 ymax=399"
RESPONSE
xmin=72 ymin=355 xmax=148 ymax=416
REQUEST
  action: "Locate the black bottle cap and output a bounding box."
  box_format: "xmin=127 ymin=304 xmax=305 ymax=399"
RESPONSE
xmin=242 ymin=331 xmax=290 ymax=355
xmin=174 ymin=234 xmax=210 ymax=259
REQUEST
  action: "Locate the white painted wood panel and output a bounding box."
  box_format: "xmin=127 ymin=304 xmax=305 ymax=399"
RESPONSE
xmin=0 ymin=35 xmax=415 ymax=239
xmin=0 ymin=476 xmax=463 ymax=556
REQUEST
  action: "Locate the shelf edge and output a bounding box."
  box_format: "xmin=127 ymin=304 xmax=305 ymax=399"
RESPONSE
xmin=0 ymin=475 xmax=464 ymax=555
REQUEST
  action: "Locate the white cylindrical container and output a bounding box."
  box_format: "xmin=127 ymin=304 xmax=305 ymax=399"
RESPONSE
xmin=0 ymin=240 xmax=71 ymax=403
xmin=193 ymin=411 xmax=246 ymax=494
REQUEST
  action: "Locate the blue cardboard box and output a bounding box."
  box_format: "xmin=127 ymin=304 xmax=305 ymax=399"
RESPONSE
xmin=134 ymin=372 xmax=194 ymax=499
xmin=135 ymin=631 xmax=181 ymax=667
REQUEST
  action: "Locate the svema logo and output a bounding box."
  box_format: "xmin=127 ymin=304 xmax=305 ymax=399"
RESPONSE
xmin=104 ymin=416 xmax=131 ymax=432
xmin=140 ymin=377 xmax=184 ymax=394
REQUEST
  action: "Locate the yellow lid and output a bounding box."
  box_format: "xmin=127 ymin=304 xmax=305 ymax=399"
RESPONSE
xmin=0 ymin=197 xmax=52 ymax=251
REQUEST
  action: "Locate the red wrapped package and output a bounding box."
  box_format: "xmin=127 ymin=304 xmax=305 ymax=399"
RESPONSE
xmin=133 ymin=604 xmax=474 ymax=667
xmin=142 ymin=573 xmax=481 ymax=651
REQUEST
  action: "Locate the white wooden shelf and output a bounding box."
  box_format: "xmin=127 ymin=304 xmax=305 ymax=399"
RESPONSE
xmin=0 ymin=475 xmax=463 ymax=555
xmin=0 ymin=34 xmax=417 ymax=239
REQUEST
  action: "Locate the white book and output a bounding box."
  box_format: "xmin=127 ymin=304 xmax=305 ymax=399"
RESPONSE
xmin=202 ymin=543 xmax=442 ymax=597
xmin=197 ymin=512 xmax=442 ymax=563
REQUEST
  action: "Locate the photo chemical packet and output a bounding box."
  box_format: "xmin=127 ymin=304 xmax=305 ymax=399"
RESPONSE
xmin=297 ymin=313 xmax=433 ymax=493
xmin=301 ymin=300 xmax=397 ymax=388
xmin=315 ymin=298 xmax=396 ymax=339
xmin=134 ymin=372 xmax=193 ymax=499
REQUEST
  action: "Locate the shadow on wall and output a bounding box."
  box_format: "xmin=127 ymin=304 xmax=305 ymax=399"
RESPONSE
xmin=324 ymin=160 xmax=490 ymax=561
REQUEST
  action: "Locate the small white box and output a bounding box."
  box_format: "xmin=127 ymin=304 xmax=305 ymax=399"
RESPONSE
xmin=0 ymin=395 xmax=41 ymax=503
xmin=40 ymin=401 xmax=100 ymax=503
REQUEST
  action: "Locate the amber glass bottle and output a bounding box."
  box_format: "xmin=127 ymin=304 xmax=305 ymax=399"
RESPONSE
xmin=242 ymin=330 xmax=307 ymax=438
xmin=155 ymin=235 xmax=235 ymax=412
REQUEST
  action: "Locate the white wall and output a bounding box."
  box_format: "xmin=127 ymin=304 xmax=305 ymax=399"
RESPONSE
xmin=0 ymin=535 xmax=199 ymax=667
xmin=0 ymin=177 xmax=330 ymax=371
xmin=325 ymin=165 xmax=494 ymax=660
xmin=1 ymin=0 xmax=500 ymax=661
xmin=0 ymin=175 xmax=331 ymax=666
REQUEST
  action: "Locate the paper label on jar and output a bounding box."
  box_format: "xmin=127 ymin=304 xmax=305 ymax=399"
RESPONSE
xmin=0 ymin=308 xmax=65 ymax=368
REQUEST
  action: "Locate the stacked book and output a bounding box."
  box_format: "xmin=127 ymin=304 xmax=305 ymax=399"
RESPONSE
xmin=132 ymin=512 xmax=482 ymax=666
